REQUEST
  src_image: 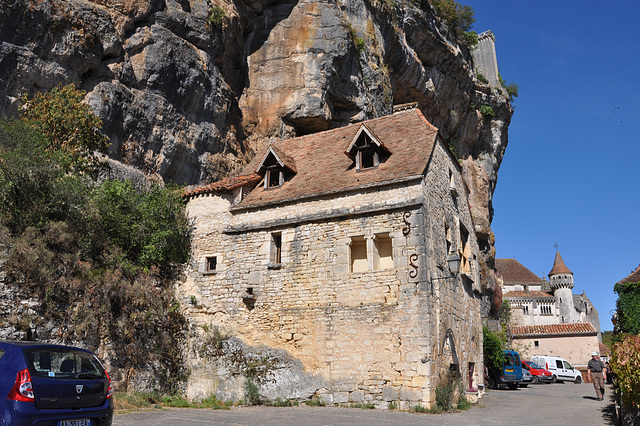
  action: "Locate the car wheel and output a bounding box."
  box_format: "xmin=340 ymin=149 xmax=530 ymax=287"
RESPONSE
xmin=552 ymin=375 xmax=557 ymax=383
xmin=532 ymin=376 xmax=539 ymax=384
xmin=575 ymin=375 xmax=582 ymax=384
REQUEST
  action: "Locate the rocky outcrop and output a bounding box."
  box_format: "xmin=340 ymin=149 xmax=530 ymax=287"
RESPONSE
xmin=0 ymin=0 xmax=511 ymax=325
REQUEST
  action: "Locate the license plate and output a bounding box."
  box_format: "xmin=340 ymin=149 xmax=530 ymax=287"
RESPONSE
xmin=505 ymin=368 xmax=513 ymax=372
xmin=59 ymin=420 xmax=90 ymax=426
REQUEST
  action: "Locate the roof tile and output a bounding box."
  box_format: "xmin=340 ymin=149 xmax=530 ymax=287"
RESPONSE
xmin=495 ymin=259 xmax=545 ymax=285
xmin=511 ymin=323 xmax=597 ymax=337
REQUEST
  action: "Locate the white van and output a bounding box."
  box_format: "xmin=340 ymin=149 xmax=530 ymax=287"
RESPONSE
xmin=530 ymin=355 xmax=583 ymax=383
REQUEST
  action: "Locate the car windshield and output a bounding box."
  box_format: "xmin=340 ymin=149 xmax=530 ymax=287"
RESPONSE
xmin=527 ymin=361 xmax=542 ymax=369
xmin=24 ymin=348 xmax=105 ymax=379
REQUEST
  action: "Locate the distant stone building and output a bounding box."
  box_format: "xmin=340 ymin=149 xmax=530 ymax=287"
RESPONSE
xmin=180 ymin=107 xmax=485 ymax=408
xmin=496 ymin=252 xmax=601 ymax=367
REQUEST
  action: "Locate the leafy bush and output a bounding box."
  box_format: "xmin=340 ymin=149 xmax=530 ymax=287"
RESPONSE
xmin=476 ymin=70 xmax=489 ymax=84
xmin=483 ymin=326 xmax=505 ymax=373
xmin=347 ymin=24 xmax=366 ymax=52
xmin=207 ymin=6 xmax=226 ymax=27
xmin=478 ymin=105 xmax=495 ymax=117
xmin=498 ymin=74 xmax=519 ymax=101
xmin=434 ymin=372 xmax=458 ymax=411
xmin=611 ymin=335 xmax=640 ymax=407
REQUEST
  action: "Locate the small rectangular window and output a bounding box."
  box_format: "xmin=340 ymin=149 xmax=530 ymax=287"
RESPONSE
xmin=374 ymin=233 xmax=393 ymax=270
xmin=534 ymin=341 xmax=539 ymax=348
xmin=350 ymin=237 xmax=368 ymax=272
xmin=270 ymin=233 xmax=282 ymax=264
xmin=206 ymin=256 xmax=217 ymax=272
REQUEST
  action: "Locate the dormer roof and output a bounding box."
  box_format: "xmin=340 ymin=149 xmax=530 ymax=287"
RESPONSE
xmin=256 ymin=144 xmax=297 ymax=175
xmin=548 ymin=251 xmax=573 ymax=276
xmin=344 ymin=124 xmax=390 ymax=160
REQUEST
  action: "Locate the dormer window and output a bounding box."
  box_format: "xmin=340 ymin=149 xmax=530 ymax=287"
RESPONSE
xmin=345 ymin=125 xmax=390 ymax=172
xmin=266 ymin=166 xmax=283 ymax=188
xmin=358 ymin=144 xmax=378 ymax=170
xmin=256 ymin=145 xmax=297 ymax=190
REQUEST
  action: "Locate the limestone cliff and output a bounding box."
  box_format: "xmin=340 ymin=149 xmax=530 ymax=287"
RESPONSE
xmin=0 ymin=0 xmax=511 ymax=309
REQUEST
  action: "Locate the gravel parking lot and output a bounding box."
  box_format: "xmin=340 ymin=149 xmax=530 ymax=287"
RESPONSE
xmin=113 ymin=382 xmax=616 ymax=425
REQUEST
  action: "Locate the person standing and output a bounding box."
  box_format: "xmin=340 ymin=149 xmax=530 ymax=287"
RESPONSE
xmin=587 ymin=352 xmax=607 ymax=401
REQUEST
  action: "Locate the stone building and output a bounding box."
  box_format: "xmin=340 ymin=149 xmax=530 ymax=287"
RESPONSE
xmin=496 ymin=252 xmax=601 ymax=366
xmin=180 ymin=107 xmax=485 ymax=408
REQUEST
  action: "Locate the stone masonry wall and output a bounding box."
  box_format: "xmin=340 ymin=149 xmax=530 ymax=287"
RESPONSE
xmin=180 ymin=139 xmax=484 ymax=407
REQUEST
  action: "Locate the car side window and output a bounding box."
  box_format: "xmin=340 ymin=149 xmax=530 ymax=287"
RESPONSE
xmin=563 ymin=361 xmax=572 ymax=369
xmin=556 ymin=360 xmax=563 ymax=368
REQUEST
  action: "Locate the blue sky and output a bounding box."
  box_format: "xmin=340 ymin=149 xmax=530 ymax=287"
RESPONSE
xmin=464 ymin=1 xmax=640 ymax=332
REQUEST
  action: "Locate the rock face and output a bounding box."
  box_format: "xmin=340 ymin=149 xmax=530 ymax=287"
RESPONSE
xmin=0 ymin=0 xmax=510 ymax=326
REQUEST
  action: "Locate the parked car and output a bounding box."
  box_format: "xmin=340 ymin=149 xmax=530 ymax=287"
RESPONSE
xmin=530 ymin=355 xmax=583 ymax=383
xmin=522 ymin=361 xmax=554 ymax=384
xmin=487 ymin=350 xmax=523 ymax=390
xmin=0 ymin=340 xmax=113 ymax=426
xmin=519 ymin=368 xmax=533 ymax=388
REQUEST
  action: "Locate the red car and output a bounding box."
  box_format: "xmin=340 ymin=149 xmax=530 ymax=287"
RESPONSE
xmin=522 ymin=361 xmax=555 ymax=383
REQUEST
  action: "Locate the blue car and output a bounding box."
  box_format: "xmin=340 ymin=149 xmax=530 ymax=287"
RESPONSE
xmin=0 ymin=340 xmax=113 ymax=426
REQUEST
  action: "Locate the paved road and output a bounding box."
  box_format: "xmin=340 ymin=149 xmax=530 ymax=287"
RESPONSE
xmin=113 ymin=382 xmax=616 ymax=425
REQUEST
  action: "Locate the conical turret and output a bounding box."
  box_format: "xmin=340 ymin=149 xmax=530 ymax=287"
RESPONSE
xmin=548 ymin=251 xmax=574 ymax=290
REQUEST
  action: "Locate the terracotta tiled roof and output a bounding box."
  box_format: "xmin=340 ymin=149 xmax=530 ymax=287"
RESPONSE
xmin=511 ymin=323 xmax=597 ymax=337
xmin=234 ymin=108 xmax=440 ymax=209
xmin=548 ymin=251 xmax=573 ymax=276
xmin=504 ymin=290 xmax=554 ymax=299
xmin=495 ymin=259 xmax=545 ymax=285
xmin=617 ymin=264 xmax=640 ymax=284
xmin=183 ymin=174 xmax=261 ymax=199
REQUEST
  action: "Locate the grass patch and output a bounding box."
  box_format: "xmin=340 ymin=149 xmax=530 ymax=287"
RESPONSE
xmin=350 ymin=402 xmax=375 ymax=409
xmin=305 ymin=397 xmax=326 ymax=407
xmin=113 ymin=392 xmax=231 ymax=412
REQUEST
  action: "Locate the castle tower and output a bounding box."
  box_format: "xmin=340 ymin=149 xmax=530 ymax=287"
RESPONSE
xmin=471 ymin=31 xmax=500 ymax=86
xmin=548 ymin=251 xmax=575 ymax=323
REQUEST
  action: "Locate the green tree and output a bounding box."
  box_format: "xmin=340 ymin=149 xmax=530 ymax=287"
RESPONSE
xmin=614 ymin=280 xmax=640 ymax=334
xmin=20 ymin=83 xmax=109 ymax=174
xmin=0 ymin=119 xmax=74 ymax=234
xmin=431 ymin=0 xmax=477 ymax=46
